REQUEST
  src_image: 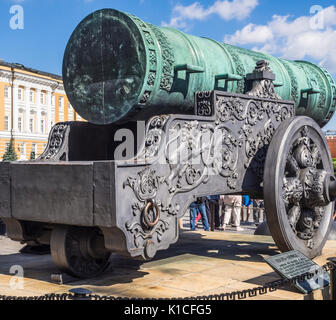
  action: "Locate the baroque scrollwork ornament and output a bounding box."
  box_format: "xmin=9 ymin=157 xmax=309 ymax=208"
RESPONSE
xmin=196 ymin=91 xmax=213 ymax=116
xmin=137 ymin=115 xmax=170 ymax=160
xmin=123 ymin=168 xmax=165 ymax=202
xmin=39 ymin=123 xmax=69 ymax=160
xmin=123 ymin=61 xmax=300 ymax=258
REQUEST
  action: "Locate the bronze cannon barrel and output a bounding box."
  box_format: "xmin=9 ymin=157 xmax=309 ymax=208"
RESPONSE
xmin=62 ymin=8 xmax=336 ymax=126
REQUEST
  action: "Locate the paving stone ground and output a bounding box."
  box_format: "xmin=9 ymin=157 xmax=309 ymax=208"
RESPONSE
xmin=0 ymin=229 xmax=334 ymax=300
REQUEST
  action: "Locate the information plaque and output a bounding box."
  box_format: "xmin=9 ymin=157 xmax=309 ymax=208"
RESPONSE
xmin=265 ymin=250 xmax=330 ymax=294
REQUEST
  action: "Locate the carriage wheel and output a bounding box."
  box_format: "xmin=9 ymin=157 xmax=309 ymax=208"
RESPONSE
xmin=264 ymin=116 xmax=335 ymax=258
xmin=50 ymin=226 xmax=111 ymax=278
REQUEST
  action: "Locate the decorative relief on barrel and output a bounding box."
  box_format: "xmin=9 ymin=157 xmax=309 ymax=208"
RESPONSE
xmin=128 ymin=14 xmax=147 ymax=29
xmin=222 ymin=44 xmax=246 ymax=94
xmin=148 ymin=24 xmax=175 ymax=92
xmin=149 ymin=50 xmax=157 ymax=67
xmin=139 ymin=91 xmax=151 ymax=104
xmin=282 ymin=60 xmax=299 ymax=104
xmin=129 ymin=15 xmax=176 ymax=102
xmin=319 ymin=66 xmax=336 ymax=118
xmin=147 ymin=71 xmax=156 ymax=86
xmin=143 ymin=31 xmax=155 ymax=45
xmin=299 ymin=63 xmax=326 ymax=110
xmin=128 ymin=15 xmax=159 ymax=105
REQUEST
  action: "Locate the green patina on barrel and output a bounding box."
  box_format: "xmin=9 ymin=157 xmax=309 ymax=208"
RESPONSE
xmin=63 ymin=8 xmax=336 ymax=127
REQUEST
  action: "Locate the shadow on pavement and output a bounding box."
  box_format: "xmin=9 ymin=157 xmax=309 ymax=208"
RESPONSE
xmin=0 ymin=231 xmax=280 ymax=288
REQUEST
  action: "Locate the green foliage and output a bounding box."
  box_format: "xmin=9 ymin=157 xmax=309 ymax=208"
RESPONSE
xmin=333 ymin=158 xmax=336 ymax=175
xmin=30 ymin=151 xmax=36 ymax=160
xmin=2 ymin=138 xmax=18 ymax=162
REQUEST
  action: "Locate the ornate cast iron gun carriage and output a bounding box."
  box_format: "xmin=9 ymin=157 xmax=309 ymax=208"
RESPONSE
xmin=1 ymin=9 xmax=336 ymax=278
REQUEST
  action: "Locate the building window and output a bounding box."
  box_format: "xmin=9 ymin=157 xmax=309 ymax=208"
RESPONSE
xmin=59 ymin=97 xmax=64 ymax=121
xmin=18 ymin=117 xmax=22 ymax=132
xmin=30 ymin=90 xmax=35 ymax=103
xmin=4 ymin=116 xmax=9 ymax=131
xmin=41 ymin=119 xmax=45 ymax=133
xmin=29 ymin=118 xmax=34 ymax=133
xmin=59 ymin=96 xmax=64 ymax=108
xmin=19 ymin=143 xmax=26 ymax=157
xmin=31 ymin=143 xmax=37 ymax=154
xmin=40 ymin=92 xmax=45 ymax=105
xmin=68 ymin=106 xmax=73 ymax=121
xmin=18 ymin=88 xmax=23 ymax=101
xmin=4 ymin=86 xmax=10 ymax=99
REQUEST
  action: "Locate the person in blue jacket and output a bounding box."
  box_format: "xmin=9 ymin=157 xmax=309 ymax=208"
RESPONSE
xmin=243 ymin=195 xmax=253 ymax=207
xmin=242 ymin=195 xmax=253 ymax=222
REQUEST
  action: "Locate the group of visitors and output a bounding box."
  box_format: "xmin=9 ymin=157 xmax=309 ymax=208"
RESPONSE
xmin=189 ymin=195 xmax=264 ymax=232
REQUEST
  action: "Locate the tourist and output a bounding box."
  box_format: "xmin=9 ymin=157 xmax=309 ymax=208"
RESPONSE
xmin=242 ymin=195 xmax=253 ymax=222
xmin=218 ymin=195 xmax=225 ymax=229
xmin=208 ymin=195 xmax=221 ymax=229
xmin=190 ymin=197 xmax=210 ymax=231
xmin=253 ymin=199 xmax=265 ymax=226
xmin=221 ymin=195 xmax=244 ymax=231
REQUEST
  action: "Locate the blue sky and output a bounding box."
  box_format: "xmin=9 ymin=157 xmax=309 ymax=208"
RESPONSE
xmin=1 ymin=0 xmax=336 ymax=128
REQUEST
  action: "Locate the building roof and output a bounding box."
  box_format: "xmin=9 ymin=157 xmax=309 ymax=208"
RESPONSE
xmin=0 ymin=60 xmax=62 ymax=81
xmin=325 ymin=130 xmax=336 ymax=136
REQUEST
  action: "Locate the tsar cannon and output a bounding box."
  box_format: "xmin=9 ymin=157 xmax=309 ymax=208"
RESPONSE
xmin=1 ymin=9 xmax=336 ymax=278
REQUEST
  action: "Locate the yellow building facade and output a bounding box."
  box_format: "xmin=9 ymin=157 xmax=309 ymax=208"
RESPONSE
xmin=0 ymin=61 xmax=82 ymax=160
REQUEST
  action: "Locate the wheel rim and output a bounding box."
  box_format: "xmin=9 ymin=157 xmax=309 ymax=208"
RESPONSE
xmin=264 ymin=116 xmax=334 ymax=258
xmin=50 ymin=226 xmax=111 ymax=278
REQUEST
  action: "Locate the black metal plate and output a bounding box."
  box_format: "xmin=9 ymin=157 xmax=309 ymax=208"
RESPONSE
xmin=265 ymin=250 xmax=329 ymax=294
